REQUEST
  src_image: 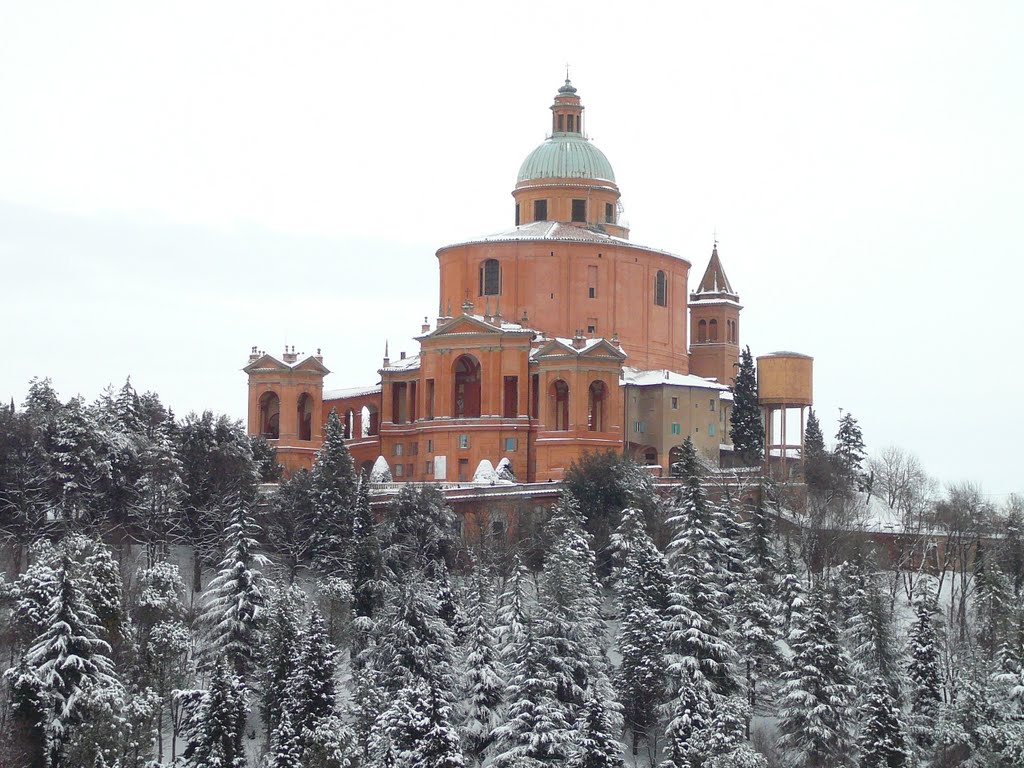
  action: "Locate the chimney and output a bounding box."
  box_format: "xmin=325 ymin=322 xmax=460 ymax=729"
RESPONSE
xmin=315 ymin=347 xmax=323 ymax=361
xmin=248 ymin=345 xmax=260 ymax=363
xmin=572 ymin=330 xmax=586 ymax=349
xmin=421 ymin=316 xmax=431 ymax=334
xmin=283 ymin=345 xmax=298 ymax=364
xmin=400 ymin=351 xmax=406 ymax=360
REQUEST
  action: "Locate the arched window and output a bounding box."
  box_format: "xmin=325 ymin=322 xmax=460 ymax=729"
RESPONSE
xmin=297 ymin=393 xmax=313 ymax=441
xmin=551 ymin=380 xmax=570 ymax=431
xmin=361 ymin=405 xmax=379 ymax=437
xmin=588 ymin=381 xmax=606 ymax=432
xmin=709 ymin=319 xmax=718 ymax=342
xmin=698 ymin=319 xmax=707 ymax=343
xmin=480 ymin=259 xmax=500 ymax=296
xmin=344 ymin=408 xmax=354 ymax=439
xmin=258 ymin=392 xmax=280 ymax=440
xmin=453 ymin=355 xmax=482 ymax=418
xmin=655 ymin=270 xmax=667 ymax=306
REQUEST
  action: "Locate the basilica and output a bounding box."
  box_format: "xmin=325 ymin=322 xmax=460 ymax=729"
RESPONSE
xmin=244 ymin=79 xmax=791 ymax=483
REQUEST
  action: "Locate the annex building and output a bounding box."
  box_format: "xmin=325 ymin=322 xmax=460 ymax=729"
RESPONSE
xmin=243 ymin=79 xmax=812 ymax=483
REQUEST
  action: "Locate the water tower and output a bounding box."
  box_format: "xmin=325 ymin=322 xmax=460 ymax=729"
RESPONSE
xmin=756 ymin=352 xmax=813 ymax=480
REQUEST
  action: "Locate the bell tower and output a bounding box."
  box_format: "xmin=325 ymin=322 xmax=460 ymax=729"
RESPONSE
xmin=688 ymin=244 xmax=742 ymax=385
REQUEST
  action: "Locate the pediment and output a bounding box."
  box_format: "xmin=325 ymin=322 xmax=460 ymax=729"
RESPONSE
xmin=428 ymin=314 xmax=505 ymax=338
xmin=243 ymin=354 xmax=289 ymax=373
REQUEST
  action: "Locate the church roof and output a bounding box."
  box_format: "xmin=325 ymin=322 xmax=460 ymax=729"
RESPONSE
xmin=692 ymin=245 xmax=737 ymax=298
xmin=323 ymin=384 xmax=381 ymax=401
xmin=621 ymin=366 xmax=730 ymax=390
xmin=518 ymin=133 xmax=616 ymax=183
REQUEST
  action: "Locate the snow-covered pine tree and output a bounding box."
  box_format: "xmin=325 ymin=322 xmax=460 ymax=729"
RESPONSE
xmin=905 ymin=585 xmax=942 ymax=747
xmin=351 ymin=476 xmax=385 ymax=623
xmin=289 ymin=607 xmax=338 ymax=733
xmin=380 ymin=484 xmax=457 ymax=577
xmin=199 ymin=502 xmax=268 ymax=679
xmin=568 ymin=690 xmax=624 ymax=768
xmin=264 ymin=468 xmax=315 ymax=581
xmin=377 ymin=681 xmax=466 ymax=768
xmin=802 ymin=408 xmax=832 ymax=493
xmin=776 ymin=585 xmax=857 ymax=767
xmin=181 ymin=659 xmax=248 ymax=768
xmin=131 ymin=417 xmax=185 ymax=565
xmin=310 ymin=408 xmax=358 ymax=576
xmin=492 ymin=624 xmax=572 ymax=767
xmin=778 ymin=539 xmax=806 ymax=636
xmin=729 ymin=346 xmax=763 ymax=466
xmin=859 ymin=675 xmax=911 ymax=768
xmin=613 ymin=508 xmax=668 ymax=756
xmin=834 ymin=412 xmax=867 ymax=490
xmin=663 ymin=437 xmax=742 ymax=761
xmin=257 ymin=585 xmax=305 ymax=738
xmin=537 ymin=491 xmax=608 ymax=714
xmin=458 ymin=567 xmax=505 ymax=766
xmin=974 ymin=541 xmax=1012 ymax=659
xmin=266 ymin=706 xmax=303 ymax=768
xmin=495 ymin=555 xmax=531 ymax=658
xmin=839 ymin=553 xmax=898 ymax=689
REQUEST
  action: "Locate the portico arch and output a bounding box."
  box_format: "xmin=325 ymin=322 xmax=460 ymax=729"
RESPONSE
xmin=453 ymin=354 xmax=482 ymax=418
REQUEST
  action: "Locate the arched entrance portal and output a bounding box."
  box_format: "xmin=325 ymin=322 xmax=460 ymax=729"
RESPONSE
xmin=453 ymin=355 xmax=481 ymax=418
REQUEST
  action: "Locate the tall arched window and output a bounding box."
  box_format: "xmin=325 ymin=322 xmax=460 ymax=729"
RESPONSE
xmin=480 ymin=259 xmax=501 ymax=296
xmin=654 ymin=270 xmax=667 ymax=306
xmin=588 ymin=381 xmax=606 ymax=432
xmin=709 ymin=319 xmax=719 ymax=342
xmin=698 ymin=319 xmax=707 ymax=343
xmin=551 ymin=380 xmax=570 ymax=431
xmin=259 ymin=392 xmax=280 ymax=439
xmin=344 ymin=408 xmax=355 ymax=439
xmin=453 ymin=355 xmax=482 ymax=418
xmin=297 ymin=393 xmax=313 ymax=441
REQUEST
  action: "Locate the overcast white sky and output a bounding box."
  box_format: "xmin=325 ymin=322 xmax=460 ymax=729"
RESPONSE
xmin=2 ymin=2 xmax=1021 ymax=498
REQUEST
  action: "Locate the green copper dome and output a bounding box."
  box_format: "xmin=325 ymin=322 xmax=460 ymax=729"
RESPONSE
xmin=517 ymin=134 xmax=616 ymax=184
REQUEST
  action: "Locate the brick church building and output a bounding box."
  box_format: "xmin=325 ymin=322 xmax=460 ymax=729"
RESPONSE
xmin=244 ymin=79 xmax=773 ymax=482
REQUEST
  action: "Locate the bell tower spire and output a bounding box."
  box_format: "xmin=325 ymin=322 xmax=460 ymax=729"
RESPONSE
xmin=689 ymin=242 xmax=743 ymax=385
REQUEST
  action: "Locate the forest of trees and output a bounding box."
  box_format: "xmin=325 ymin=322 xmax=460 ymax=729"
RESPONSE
xmin=1 ymin=378 xmax=1023 ymax=767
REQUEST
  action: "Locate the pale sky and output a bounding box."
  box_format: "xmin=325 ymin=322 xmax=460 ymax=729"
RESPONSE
xmin=2 ymin=1 xmax=1021 ymax=498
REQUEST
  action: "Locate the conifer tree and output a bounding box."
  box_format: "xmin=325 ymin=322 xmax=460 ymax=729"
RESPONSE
xmin=613 ymin=509 xmax=668 ymax=756
xmin=310 ymin=408 xmax=358 ymax=575
xmin=802 ymin=409 xmax=832 ymax=492
xmin=182 ymin=659 xmax=248 ymax=768
xmin=378 ymin=681 xmax=466 ymax=768
xmin=974 ymin=542 xmax=1012 ymax=658
xmin=776 ymin=586 xmax=857 ymax=767
xmin=257 ymin=585 xmax=304 ymax=738
xmin=289 ymin=608 xmax=338 ymax=731
xmin=199 ymin=503 xmax=268 ymax=679
xmin=21 ymin=551 xmax=121 ymax=768
xmin=906 ymin=586 xmax=942 ymax=746
xmin=729 ymin=346 xmax=763 ymax=465
xmin=458 ymin=569 xmax=505 ymax=765
xmin=569 ymin=691 xmax=625 ymax=768
xmin=778 ymin=540 xmax=806 ymax=636
xmin=351 ymin=477 xmax=385 ymax=623
xmin=266 ymin=707 xmax=303 ymax=768
xmin=834 ymin=412 xmax=867 ymax=490
xmin=859 ymin=676 xmax=911 ymax=768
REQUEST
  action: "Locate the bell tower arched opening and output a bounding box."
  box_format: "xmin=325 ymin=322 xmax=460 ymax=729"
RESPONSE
xmin=588 ymin=380 xmax=606 ymax=432
xmin=550 ymin=379 xmax=570 ymax=431
xmin=297 ymin=393 xmax=313 ymax=441
xmin=258 ymin=392 xmax=280 ymax=439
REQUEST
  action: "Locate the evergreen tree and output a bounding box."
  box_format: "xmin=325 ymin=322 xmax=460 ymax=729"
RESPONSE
xmin=290 ymin=608 xmax=338 ymax=732
xmin=568 ymin=691 xmax=624 ymax=768
xmin=834 ymin=412 xmax=867 ymax=490
xmin=264 ymin=468 xmax=316 ymax=581
xmin=974 ymin=542 xmax=1012 ymax=658
xmin=351 ymin=477 xmax=385 ymax=623
xmin=905 ymin=586 xmax=942 ymax=747
xmin=22 ymin=551 xmax=122 ymax=768
xmin=458 ymin=569 xmax=505 ymax=765
xmin=181 ymin=659 xmax=248 ymax=768
xmin=729 ymin=346 xmax=763 ymax=465
xmin=802 ymin=409 xmax=832 ymax=493
xmin=131 ymin=418 xmax=185 ymax=565
xmin=309 ymin=409 xmax=358 ymax=575
xmin=251 ymin=434 xmax=283 ymax=483
xmin=199 ymin=503 xmax=268 ymax=679
xmin=776 ymin=586 xmax=857 ymax=767
xmin=612 ymin=508 xmax=668 ymax=756
xmin=377 ymin=681 xmax=466 ymax=768
xmin=778 ymin=540 xmax=806 ymax=635
xmin=257 ymin=585 xmax=305 ymax=738
xmin=266 ymin=707 xmax=303 ymax=768
xmin=859 ymin=676 xmax=911 ymax=768
xmin=381 ymin=484 xmax=457 ymax=577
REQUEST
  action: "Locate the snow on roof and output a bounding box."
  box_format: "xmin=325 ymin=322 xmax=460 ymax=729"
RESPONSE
xmin=621 ymin=367 xmax=729 ymax=390
xmin=380 ymin=354 xmax=421 ymax=373
xmin=720 ymin=391 xmax=734 ymax=401
xmin=439 ymin=221 xmax=685 ymax=261
xmin=324 ymin=384 xmax=381 ymax=401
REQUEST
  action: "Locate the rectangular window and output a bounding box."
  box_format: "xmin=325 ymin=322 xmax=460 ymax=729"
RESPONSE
xmin=394 ymin=463 xmax=404 ymax=477
xmin=587 ymin=265 xmax=597 ymax=298
xmin=427 ymin=439 xmax=433 ymax=453
xmin=534 ymin=199 xmax=548 ymax=222
xmin=587 ymin=325 xmax=596 ymax=334
xmin=406 ymin=463 xmax=414 ymax=478
xmin=459 ymin=434 xmax=469 ymax=449
xmin=425 ymin=460 xmax=433 ymax=474
xmin=531 ymin=374 xmax=540 ymax=419
xmin=394 ymin=443 xmax=403 ymax=457
xmin=709 ymin=423 xmax=716 ymax=437
xmin=458 ymin=458 xmax=470 ymax=482
xmin=410 ymin=443 xmax=419 ymax=456
xmin=634 ymin=420 xmax=646 ymax=434
xmin=605 ymin=202 xmax=614 ymax=223
xmin=671 ymin=397 xmax=678 ymax=410
xmin=514 ymin=203 xmax=520 ymax=226
xmin=588 ymin=287 xmax=596 ymax=298
xmin=425 ymin=379 xmax=435 ymax=420
xmin=572 ymin=199 xmax=586 ymax=223
xmin=503 ymin=376 xmax=519 ymax=418
xmin=710 ymin=400 xmax=715 ymax=411
xmin=504 ymin=437 xmax=517 ymax=451
xmin=671 ymin=423 xmax=681 ymax=435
